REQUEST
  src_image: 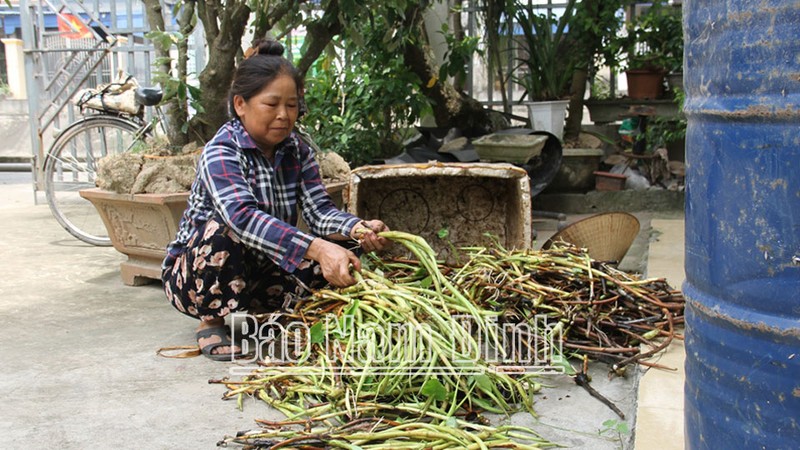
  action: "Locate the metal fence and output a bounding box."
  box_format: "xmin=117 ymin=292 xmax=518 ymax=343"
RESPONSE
xmin=20 ymin=0 xmax=180 ymax=196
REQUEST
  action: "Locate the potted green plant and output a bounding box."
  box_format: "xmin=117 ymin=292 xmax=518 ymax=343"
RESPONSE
xmin=511 ymin=0 xmax=579 ymax=139
xmin=616 ymin=1 xmax=683 ymax=99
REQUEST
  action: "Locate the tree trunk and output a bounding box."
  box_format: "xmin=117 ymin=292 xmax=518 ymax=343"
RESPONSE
xmin=173 ymin=1 xmax=196 ymax=146
xmin=142 ymin=0 xmax=189 ymax=147
xmin=296 ymin=0 xmax=343 ymax=76
xmin=401 ymin=7 xmax=491 ymax=134
xmin=190 ymin=0 xmax=252 ymax=141
xmin=564 ymin=68 xmax=588 ymax=141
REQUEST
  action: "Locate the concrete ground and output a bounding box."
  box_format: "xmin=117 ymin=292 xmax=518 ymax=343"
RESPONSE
xmin=0 ymin=173 xmax=266 ymax=448
xmin=1 ymin=168 xmax=686 ymax=449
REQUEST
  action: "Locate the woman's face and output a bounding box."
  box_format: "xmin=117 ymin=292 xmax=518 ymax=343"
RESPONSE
xmin=233 ymin=74 xmax=299 ymax=153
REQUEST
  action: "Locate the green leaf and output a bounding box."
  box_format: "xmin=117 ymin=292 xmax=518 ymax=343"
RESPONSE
xmin=642 ymin=329 xmax=661 ymax=340
xmin=552 ymin=355 xmax=577 ymax=375
xmin=469 ymin=395 xmax=504 ymax=414
xmin=472 ymin=373 xmax=494 ymax=392
xmin=177 ymin=84 xmax=188 ymax=101
xmin=437 ymin=228 xmax=449 ymax=239
xmin=344 ymin=299 xmax=360 ymax=317
xmin=153 ymin=56 xmax=173 ymax=66
xmin=420 ymin=378 xmax=448 ymax=401
xmin=145 ymin=30 xmax=175 ymax=52
xmin=191 ymin=102 xmax=205 ymax=114
xmin=186 ymin=84 xmax=202 ymax=100
xmin=419 ymin=276 xmax=432 ymax=289
xmin=309 ymin=321 xmax=324 ymax=344
xmin=413 ymin=267 xmax=428 ymax=278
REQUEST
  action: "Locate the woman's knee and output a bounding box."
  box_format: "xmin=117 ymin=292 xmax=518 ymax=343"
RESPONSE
xmin=164 ymin=218 xmax=253 ymax=319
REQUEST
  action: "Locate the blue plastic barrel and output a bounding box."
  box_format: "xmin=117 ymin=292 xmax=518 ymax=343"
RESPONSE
xmin=683 ymin=1 xmax=800 ymax=449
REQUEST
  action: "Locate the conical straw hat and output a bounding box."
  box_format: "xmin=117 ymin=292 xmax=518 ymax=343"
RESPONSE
xmin=542 ymin=212 xmax=640 ymax=263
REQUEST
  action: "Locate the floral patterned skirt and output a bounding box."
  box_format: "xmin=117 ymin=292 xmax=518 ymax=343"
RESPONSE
xmin=161 ymin=218 xmax=326 ymax=321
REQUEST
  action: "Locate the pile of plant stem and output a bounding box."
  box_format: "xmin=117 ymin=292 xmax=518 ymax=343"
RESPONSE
xmin=215 ymin=231 xmax=684 ymax=449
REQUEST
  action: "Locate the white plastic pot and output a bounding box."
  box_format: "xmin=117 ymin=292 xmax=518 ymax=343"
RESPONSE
xmin=526 ymin=100 xmax=569 ymax=140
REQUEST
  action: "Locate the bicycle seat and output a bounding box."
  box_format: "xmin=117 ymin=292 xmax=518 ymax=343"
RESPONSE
xmin=135 ymin=87 xmax=163 ymax=106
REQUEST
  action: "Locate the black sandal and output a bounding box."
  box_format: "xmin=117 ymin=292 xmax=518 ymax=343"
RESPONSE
xmin=196 ymin=325 xmax=248 ymax=361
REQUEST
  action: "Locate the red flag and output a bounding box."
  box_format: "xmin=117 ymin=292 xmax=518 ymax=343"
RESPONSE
xmin=57 ymin=13 xmax=93 ymax=39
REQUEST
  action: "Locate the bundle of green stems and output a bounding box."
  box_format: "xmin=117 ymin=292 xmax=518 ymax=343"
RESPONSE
xmin=216 ymin=231 xmax=684 ymax=448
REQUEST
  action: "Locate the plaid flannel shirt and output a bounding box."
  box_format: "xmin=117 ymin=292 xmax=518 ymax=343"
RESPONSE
xmin=163 ymin=119 xmax=360 ymax=273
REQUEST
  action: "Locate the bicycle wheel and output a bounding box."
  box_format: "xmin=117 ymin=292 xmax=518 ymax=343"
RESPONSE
xmin=44 ymin=115 xmax=145 ymax=246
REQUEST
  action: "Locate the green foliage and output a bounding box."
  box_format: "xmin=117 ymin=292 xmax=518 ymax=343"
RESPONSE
xmin=420 ymin=378 xmax=448 ymax=401
xmin=145 ymin=29 xmax=204 ymax=133
xmin=0 ymin=79 xmax=10 ymax=98
xmin=590 ymin=73 xmax=612 ymax=100
xmin=279 ymin=0 xmax=434 ymax=166
xmin=600 ymin=418 xmax=630 ymax=434
xmin=551 ymin=352 xmax=577 ymax=375
xmin=598 ymin=418 xmax=631 ymax=448
xmin=571 ymin=1 xmax=628 ymax=71
xmin=438 ymin=23 xmax=483 ymax=82
xmin=645 ymin=115 xmax=686 ymax=150
xmin=301 ymin=34 xmax=432 ymax=167
xmin=645 ymin=88 xmax=686 ymax=149
xmin=614 ymin=1 xmax=683 ymax=72
xmin=309 ymin=321 xmax=325 ymax=344
xmin=511 ymin=0 xmax=579 ymax=101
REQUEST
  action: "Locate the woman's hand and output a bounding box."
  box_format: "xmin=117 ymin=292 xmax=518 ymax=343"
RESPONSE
xmin=305 ymin=238 xmax=361 ymax=287
xmin=351 ymin=220 xmax=393 ymax=253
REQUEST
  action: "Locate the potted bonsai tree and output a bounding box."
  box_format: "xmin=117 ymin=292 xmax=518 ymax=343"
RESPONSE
xmin=511 ymin=0 xmax=579 ymax=140
xmin=80 ymin=137 xmax=200 ymax=285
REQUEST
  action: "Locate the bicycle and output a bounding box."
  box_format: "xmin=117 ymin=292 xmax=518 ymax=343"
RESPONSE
xmin=43 ymin=74 xmax=164 ymax=246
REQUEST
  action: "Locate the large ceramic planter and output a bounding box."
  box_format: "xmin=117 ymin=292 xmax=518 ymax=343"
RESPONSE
xmin=81 ymin=182 xmax=347 ymax=286
xmin=80 ymin=188 xmax=189 ymax=286
xmin=526 ymin=100 xmax=569 ymax=140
